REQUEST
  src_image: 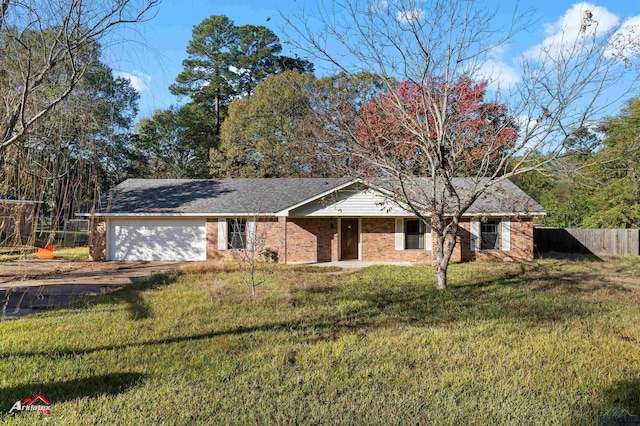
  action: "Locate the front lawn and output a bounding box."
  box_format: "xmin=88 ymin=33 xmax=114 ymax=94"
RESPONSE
xmin=0 ymin=257 xmax=639 ymax=424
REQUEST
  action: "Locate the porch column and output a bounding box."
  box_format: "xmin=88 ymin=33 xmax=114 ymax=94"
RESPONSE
xmin=331 ymin=217 xmax=339 ymax=262
xmin=278 ymin=216 xmax=287 ymax=264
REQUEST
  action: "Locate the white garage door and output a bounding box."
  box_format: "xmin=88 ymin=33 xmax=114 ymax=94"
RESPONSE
xmin=108 ymin=219 xmax=207 ymax=261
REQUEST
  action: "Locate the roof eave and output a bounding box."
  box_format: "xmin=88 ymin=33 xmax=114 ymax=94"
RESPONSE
xmin=461 ymin=211 xmax=547 ymax=217
xmin=76 ymin=211 xmax=547 ymax=218
xmin=75 ymin=212 xmax=278 ymax=218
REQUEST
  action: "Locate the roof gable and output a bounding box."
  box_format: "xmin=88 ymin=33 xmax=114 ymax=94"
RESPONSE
xmin=289 ymin=184 xmax=413 ymax=217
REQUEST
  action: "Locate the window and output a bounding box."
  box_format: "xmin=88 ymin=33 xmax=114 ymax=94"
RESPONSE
xmin=405 ymin=219 xmax=425 ymax=249
xmin=227 ymin=218 xmax=246 ymax=249
xmin=480 ymin=219 xmax=500 ymax=250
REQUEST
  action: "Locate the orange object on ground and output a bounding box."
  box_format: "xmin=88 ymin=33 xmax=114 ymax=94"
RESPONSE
xmin=37 ymin=245 xmax=54 ymax=259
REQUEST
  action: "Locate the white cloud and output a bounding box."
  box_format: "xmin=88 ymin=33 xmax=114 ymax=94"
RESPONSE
xmin=525 ymin=3 xmax=619 ymax=60
xmin=228 ymin=65 xmax=249 ymax=75
xmin=476 ymin=59 xmax=520 ymax=89
xmin=605 ymin=15 xmax=640 ymax=60
xmin=396 ymin=8 xmax=424 ymax=24
xmin=115 ymin=70 xmax=152 ymax=92
xmin=372 ymin=0 xmax=389 ymax=13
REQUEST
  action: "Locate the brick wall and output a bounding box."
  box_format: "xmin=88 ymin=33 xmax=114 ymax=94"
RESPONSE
xmin=256 ymin=217 xmax=287 ymax=264
xmin=203 ymin=216 xmax=534 ymax=264
xmin=459 ymin=218 xmax=534 ymax=261
xmin=205 ymin=217 xmax=287 ymax=263
xmin=286 ymin=218 xmax=338 ymax=263
xmin=361 ymin=218 xmax=435 ymax=262
xmin=205 ymin=219 xmax=233 ymax=261
xmin=89 ymin=218 xmax=106 ymax=261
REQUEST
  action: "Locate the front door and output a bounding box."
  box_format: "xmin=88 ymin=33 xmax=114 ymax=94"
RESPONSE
xmin=340 ymin=218 xmax=359 ymax=260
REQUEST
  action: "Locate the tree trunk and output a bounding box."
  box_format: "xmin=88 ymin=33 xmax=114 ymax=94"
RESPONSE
xmin=432 ymin=224 xmax=458 ymax=290
xmin=214 ymin=89 xmax=220 ymax=136
xmin=435 ymin=261 xmax=447 ymax=290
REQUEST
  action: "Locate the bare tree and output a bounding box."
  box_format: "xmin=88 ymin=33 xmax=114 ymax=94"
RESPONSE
xmin=283 ymin=0 xmax=639 ymax=289
xmin=0 ymin=0 xmax=159 ymax=157
xmin=228 ymin=217 xmax=278 ymax=296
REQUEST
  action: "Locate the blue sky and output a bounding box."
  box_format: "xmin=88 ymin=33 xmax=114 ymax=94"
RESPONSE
xmin=103 ymin=0 xmax=640 ymax=121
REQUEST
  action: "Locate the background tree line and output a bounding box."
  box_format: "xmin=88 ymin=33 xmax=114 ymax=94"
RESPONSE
xmin=513 ymin=98 xmax=640 ymax=229
xmin=2 ymin=5 xmax=638 ymax=246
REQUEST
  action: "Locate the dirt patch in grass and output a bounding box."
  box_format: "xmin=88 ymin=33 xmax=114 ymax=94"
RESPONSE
xmin=0 ymin=261 xmax=185 ymax=319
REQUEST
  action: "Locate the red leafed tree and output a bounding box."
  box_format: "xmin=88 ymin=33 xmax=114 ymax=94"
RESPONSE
xmin=349 ymin=77 xmax=518 ymax=290
xmin=355 ymin=78 xmax=517 ymax=177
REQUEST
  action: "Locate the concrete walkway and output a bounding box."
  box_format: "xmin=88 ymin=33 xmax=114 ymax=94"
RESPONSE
xmin=292 ymin=261 xmax=415 ymax=268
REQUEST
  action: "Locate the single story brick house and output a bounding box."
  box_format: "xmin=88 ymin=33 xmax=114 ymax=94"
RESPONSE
xmin=80 ymin=178 xmax=545 ymax=263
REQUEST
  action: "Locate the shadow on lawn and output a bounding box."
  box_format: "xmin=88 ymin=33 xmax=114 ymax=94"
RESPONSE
xmin=1 ymin=262 xmax=635 ymax=360
xmin=602 ymin=379 xmax=640 ymax=416
xmin=0 ymin=323 xmax=300 ymax=360
xmin=74 ymin=272 xmax=181 ymax=321
xmin=0 ymin=372 xmax=146 ymax=410
xmin=291 ymin=264 xmax=628 ymax=330
xmin=577 ymin=379 xmax=640 ymax=425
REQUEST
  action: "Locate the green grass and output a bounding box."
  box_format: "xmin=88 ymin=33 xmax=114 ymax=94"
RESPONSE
xmin=1 ymin=257 xmax=639 ymax=424
xmin=33 ymin=231 xmax=88 ymax=248
xmin=0 ymin=246 xmax=89 ymax=262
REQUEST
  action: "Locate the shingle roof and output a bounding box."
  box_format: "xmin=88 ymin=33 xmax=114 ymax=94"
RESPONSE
xmin=89 ymin=178 xmax=352 ymax=214
xmin=449 ymin=178 xmax=545 ymax=214
xmin=85 ymin=177 xmax=544 ymax=216
xmin=371 ymin=177 xmax=545 ymax=215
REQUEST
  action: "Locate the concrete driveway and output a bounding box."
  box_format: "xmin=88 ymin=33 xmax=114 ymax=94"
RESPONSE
xmin=0 ymin=260 xmax=183 ymax=319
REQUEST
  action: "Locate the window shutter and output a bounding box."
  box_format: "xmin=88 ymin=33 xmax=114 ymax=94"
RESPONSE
xmin=425 ymin=223 xmax=432 ymax=251
xmin=470 ymin=221 xmax=480 ymax=251
xmin=218 ymin=218 xmax=227 ymax=250
xmin=501 ymin=219 xmax=511 ymax=251
xmin=247 ymin=218 xmax=257 ymax=250
xmin=395 ymin=218 xmax=404 ymax=250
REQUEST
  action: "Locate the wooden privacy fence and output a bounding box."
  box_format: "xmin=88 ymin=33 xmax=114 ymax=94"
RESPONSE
xmin=534 ymin=228 xmax=640 ymax=255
